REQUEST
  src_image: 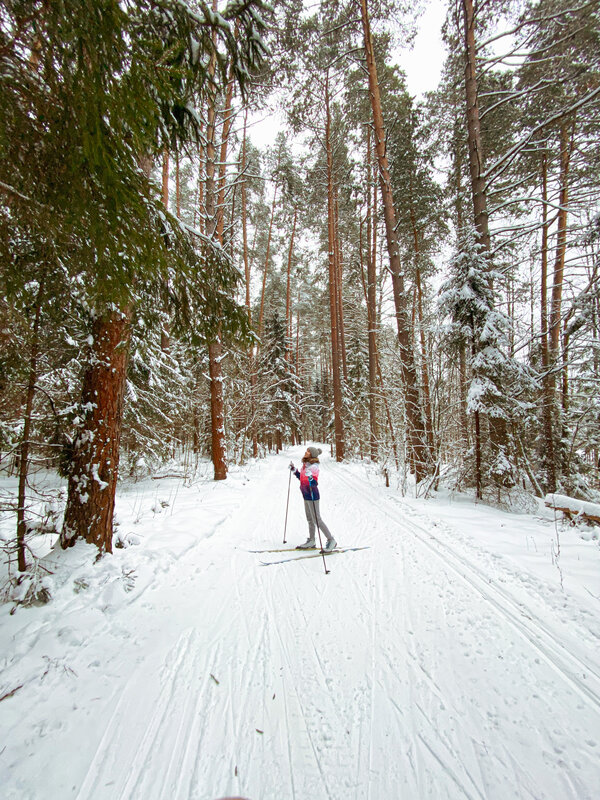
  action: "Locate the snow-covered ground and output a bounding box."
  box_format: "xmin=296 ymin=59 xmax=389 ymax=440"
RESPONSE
xmin=1 ymin=449 xmax=599 ymax=800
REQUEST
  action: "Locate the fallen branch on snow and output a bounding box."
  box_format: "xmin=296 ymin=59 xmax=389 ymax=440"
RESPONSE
xmin=544 ymin=493 xmax=600 ymax=526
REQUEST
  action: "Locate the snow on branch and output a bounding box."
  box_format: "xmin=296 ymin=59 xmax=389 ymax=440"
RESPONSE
xmin=0 ymin=180 xmax=34 ymax=204
xmin=484 ymin=86 xmax=600 ymax=186
xmin=475 ymin=2 xmax=595 ymax=52
xmin=545 ymin=494 xmax=600 ymax=525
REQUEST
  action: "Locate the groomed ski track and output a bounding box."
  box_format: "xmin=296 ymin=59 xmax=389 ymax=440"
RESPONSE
xmin=2 ymin=449 xmax=599 ymax=800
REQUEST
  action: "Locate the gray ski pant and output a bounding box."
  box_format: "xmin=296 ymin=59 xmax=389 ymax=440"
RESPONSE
xmin=303 ymin=499 xmax=333 ymax=541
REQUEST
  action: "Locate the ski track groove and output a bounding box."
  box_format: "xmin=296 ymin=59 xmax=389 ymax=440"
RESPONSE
xmin=332 ymin=465 xmax=484 ymax=799
xmin=75 ymin=628 xmax=206 ymax=800
xmin=359 ymin=554 xmax=374 ymax=800
xmin=330 ymin=463 xmax=600 ymax=799
xmin=417 ymin=731 xmax=484 ymax=800
xmin=258 ymin=569 xmax=312 ymax=800
xmin=332 ymin=466 xmax=600 ymax=712
xmin=238 ymin=460 xmax=337 ymax=799
xmin=262 ymin=573 xmax=334 ymax=799
xmin=394 ymin=499 xmax=600 ymax=705
xmin=122 ymin=630 xmax=218 ymax=800
xmin=256 ymin=482 xmax=395 ymax=800
xmin=172 ymin=663 xmax=216 ymax=800
xmin=72 ymin=673 xmax=141 ymax=800
xmin=37 ymin=453 xmax=598 ymax=800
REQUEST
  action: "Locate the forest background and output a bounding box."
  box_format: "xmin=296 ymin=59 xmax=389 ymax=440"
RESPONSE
xmin=1 ymin=0 xmax=599 ymax=578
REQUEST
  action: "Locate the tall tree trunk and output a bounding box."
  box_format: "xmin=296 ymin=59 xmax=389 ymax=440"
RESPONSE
xmin=258 ymin=182 xmax=278 ymax=336
xmin=285 ymin=207 xmax=298 ymax=359
xmin=365 ymin=130 xmax=379 ymax=461
xmin=61 ymin=307 xmax=132 ymax=553
xmin=215 ymin=73 xmax=235 ymax=243
xmin=198 ymin=144 xmax=205 ymax=235
xmin=459 ymin=343 xmax=469 ymax=452
xmin=415 ymin=267 xmax=435 ymax=456
xmin=325 ymin=72 xmax=345 ymax=461
xmin=334 ymin=187 xmax=348 ymax=381
xmin=16 ymin=273 xmax=46 ymax=571
xmin=204 ymin=46 xmax=227 ymax=480
xmin=208 ymin=340 xmax=227 ymax=479
xmin=360 ymin=0 xmax=429 ymax=482
xmin=160 ymin=150 xmax=171 ymax=353
xmin=295 ymin=305 xmax=301 ymax=378
xmin=359 ymin=210 xmax=400 ymax=471
xmin=540 ymin=152 xmax=557 ymax=491
xmin=462 ymin=0 xmax=490 ymax=251
xmin=175 ymin=151 xmax=181 ymax=219
xmin=162 ymin=148 xmax=169 ymax=209
xmin=241 ymin=111 xmax=251 ymax=324
xmin=60 ymin=155 xmax=154 ymax=553
xmin=452 ymin=109 xmax=470 ymax=456
xmin=409 ymin=188 xmax=435 ymax=457
xmin=474 ymin=408 xmax=482 ymax=500
xmin=240 ymin=111 xmax=257 ymax=458
xmin=549 ymin=120 xmax=574 ymax=421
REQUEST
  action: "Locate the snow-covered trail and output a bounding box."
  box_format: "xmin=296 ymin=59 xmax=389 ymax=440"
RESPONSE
xmin=1 ymin=450 xmax=599 ymax=799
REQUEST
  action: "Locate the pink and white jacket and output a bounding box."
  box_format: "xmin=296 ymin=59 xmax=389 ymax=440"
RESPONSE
xmin=293 ymin=462 xmax=320 ymax=500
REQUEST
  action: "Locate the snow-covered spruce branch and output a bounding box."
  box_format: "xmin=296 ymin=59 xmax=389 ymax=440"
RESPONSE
xmin=477 ymin=25 xmax=590 ymax=72
xmin=0 ymin=180 xmax=35 ymax=204
xmin=319 ymin=17 xmax=362 ymax=38
xmin=484 ymin=86 xmax=600 ymax=186
xmin=475 ymin=1 xmax=595 ymax=52
xmin=479 ymin=75 xmax=579 ymax=121
xmin=487 ymin=194 xmax=569 ymax=217
xmin=487 ymin=170 xmax=541 ymax=199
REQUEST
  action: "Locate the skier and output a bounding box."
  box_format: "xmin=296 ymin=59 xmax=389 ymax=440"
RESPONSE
xmin=289 ymin=446 xmax=337 ymax=551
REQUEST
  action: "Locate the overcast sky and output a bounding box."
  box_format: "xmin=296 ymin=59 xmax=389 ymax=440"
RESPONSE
xmin=395 ymin=0 xmax=447 ymax=97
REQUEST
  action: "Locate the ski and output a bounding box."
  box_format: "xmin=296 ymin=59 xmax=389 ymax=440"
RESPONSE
xmin=259 ymin=546 xmax=370 ymax=566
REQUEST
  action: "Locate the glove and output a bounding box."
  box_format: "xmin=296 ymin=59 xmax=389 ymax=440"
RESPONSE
xmin=289 ymin=462 xmax=295 ymax=471
xmin=308 ymin=477 xmax=316 ymax=486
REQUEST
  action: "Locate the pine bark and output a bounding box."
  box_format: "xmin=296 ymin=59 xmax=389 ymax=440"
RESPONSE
xmin=325 ymin=73 xmax=345 ymax=461
xmin=215 ymin=74 xmax=235 ymax=243
xmin=415 ymin=267 xmax=435 ymax=456
xmin=160 ymin=150 xmax=171 ymax=353
xmin=285 ymin=207 xmax=298 ymax=358
xmin=365 ymin=130 xmax=379 ymax=461
xmin=334 ymin=188 xmax=348 ymax=381
xmin=258 ymin=182 xmax=278 ymax=336
xmin=359 ymin=0 xmax=429 ymax=481
xmin=462 ymin=0 xmax=490 ymax=251
xmin=161 ymin=148 xmax=169 ymax=209
xmin=208 ymin=340 xmax=227 ymax=480
xmin=540 ymin=152 xmax=557 ymax=491
xmin=175 ymin=151 xmax=181 ymax=219
xmin=204 ymin=51 xmax=228 ymax=480
xmin=61 ymin=308 xmax=132 ymax=553
xmin=241 ymin=111 xmax=251 ymax=323
xmin=409 ymin=188 xmax=435 ymax=456
xmin=240 ymin=112 xmax=258 ymax=458
xmin=549 ymin=120 xmax=574 ymax=411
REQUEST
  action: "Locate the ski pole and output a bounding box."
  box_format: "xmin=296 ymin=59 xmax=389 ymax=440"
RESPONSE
xmin=310 ymin=484 xmax=330 ymax=575
xmin=283 ymin=467 xmax=292 ymax=544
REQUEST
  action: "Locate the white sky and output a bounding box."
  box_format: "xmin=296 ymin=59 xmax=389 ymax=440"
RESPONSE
xmin=395 ymin=0 xmax=447 ymax=97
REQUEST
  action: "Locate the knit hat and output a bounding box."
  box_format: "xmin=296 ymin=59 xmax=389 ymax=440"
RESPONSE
xmin=307 ymin=446 xmax=322 ymax=459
